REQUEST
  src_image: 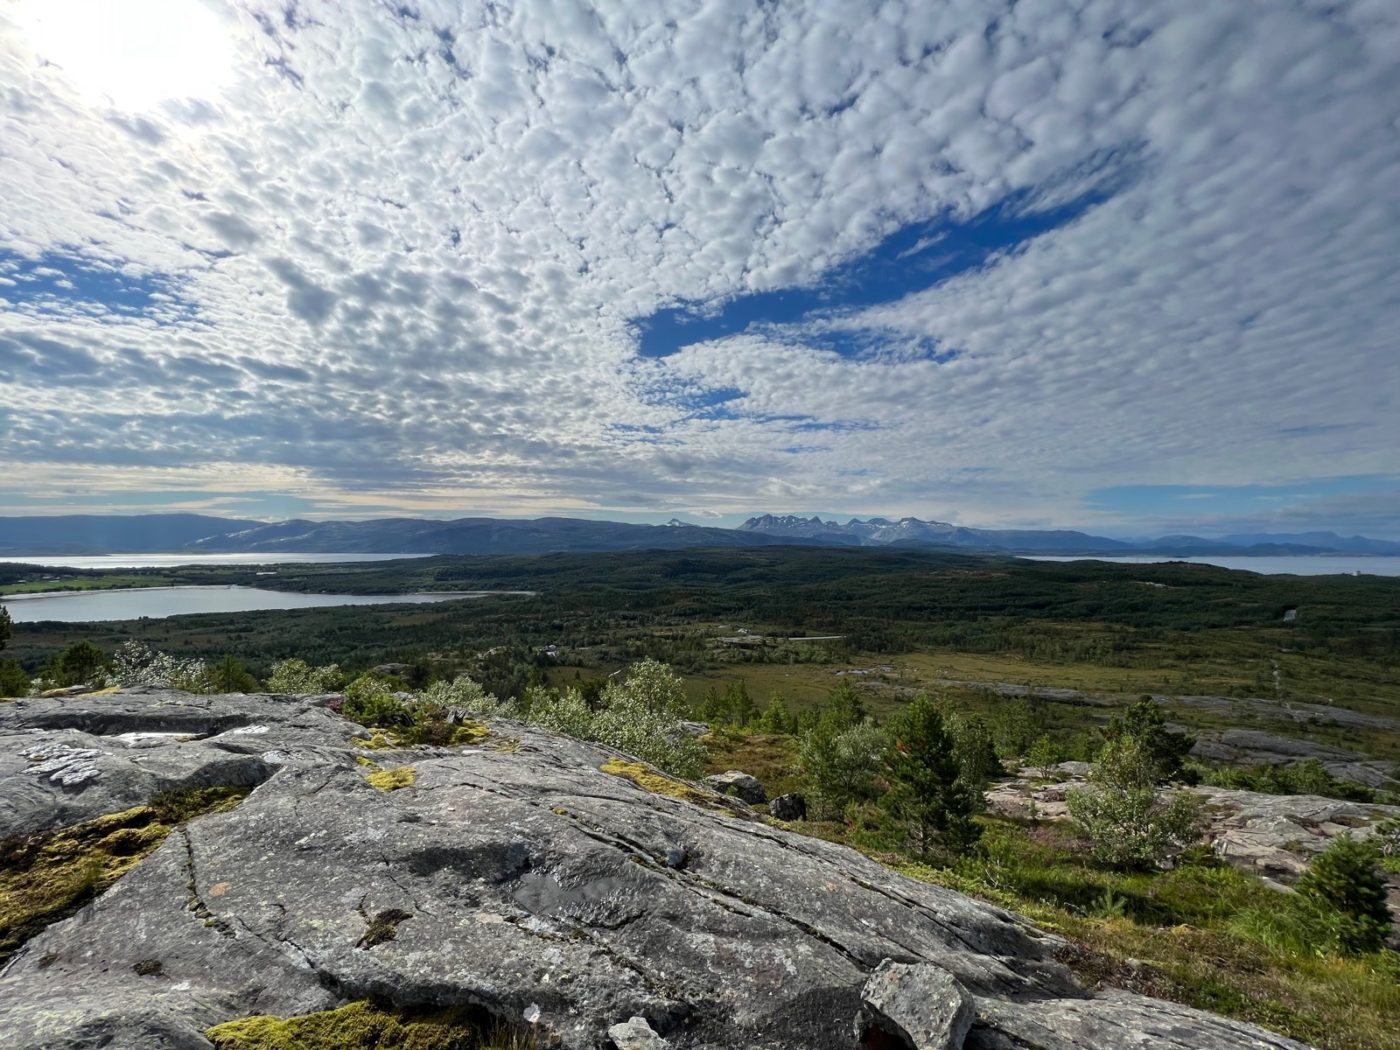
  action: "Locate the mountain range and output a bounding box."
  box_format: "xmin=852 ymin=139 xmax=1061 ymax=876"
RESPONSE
xmin=0 ymin=512 xmax=1396 ymax=559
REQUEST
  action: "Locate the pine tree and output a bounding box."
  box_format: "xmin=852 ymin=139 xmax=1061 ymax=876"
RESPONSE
xmin=759 ymin=692 xmax=795 ymax=734
xmin=880 ymin=693 xmax=979 ymax=857
xmin=1298 ymin=835 xmax=1391 ymax=955
xmin=827 ymin=678 xmax=867 ymax=729
xmin=1103 ymin=697 xmax=1193 ymax=783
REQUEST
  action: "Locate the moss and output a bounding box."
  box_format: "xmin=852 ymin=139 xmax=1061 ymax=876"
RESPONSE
xmin=205 ymin=1000 xmax=534 ymax=1050
xmin=132 ymin=958 xmax=163 ymax=976
xmin=600 ymin=758 xmax=727 ymax=810
xmin=449 ymin=719 xmax=490 ymax=746
xmin=358 ymin=908 xmax=412 ymax=948
xmin=0 ymin=786 xmax=250 ymax=965
xmin=354 ymin=731 xmax=401 ymax=751
xmin=367 ymin=766 xmax=415 ymax=792
xmin=354 ymin=755 xmax=376 ymax=768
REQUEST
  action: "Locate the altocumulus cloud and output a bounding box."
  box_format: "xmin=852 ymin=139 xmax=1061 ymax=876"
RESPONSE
xmin=0 ymin=0 xmax=1397 ymax=531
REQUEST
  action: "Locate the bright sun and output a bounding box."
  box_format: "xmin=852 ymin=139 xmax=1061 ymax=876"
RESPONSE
xmin=14 ymin=0 xmax=236 ymax=112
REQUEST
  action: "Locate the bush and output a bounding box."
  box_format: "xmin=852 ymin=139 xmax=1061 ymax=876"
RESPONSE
xmin=521 ymin=685 xmax=595 ymax=738
xmin=948 ymin=713 xmax=1001 ymax=798
xmin=1201 ymin=760 xmax=1377 ymax=803
xmin=265 ymin=659 xmax=343 ymax=694
xmin=1102 ymin=697 xmax=1194 ymax=783
xmin=590 ymin=659 xmax=705 ymax=778
xmin=516 ymin=660 xmax=705 ymax=778
xmin=417 ymin=675 xmax=503 ymax=716
xmin=758 ymin=693 xmax=797 ymax=735
xmin=341 ymin=674 xmax=411 ymax=728
xmin=799 ymin=713 xmax=886 ymax=820
xmin=208 ymin=655 xmax=258 ymax=694
xmin=109 ymin=641 xmax=212 ymax=693
xmin=1296 ymin=835 xmax=1391 ymax=955
xmin=1067 ymin=736 xmax=1205 ymax=869
xmin=44 ymin=641 xmax=107 ymax=687
xmin=0 ymin=658 xmax=30 ymax=698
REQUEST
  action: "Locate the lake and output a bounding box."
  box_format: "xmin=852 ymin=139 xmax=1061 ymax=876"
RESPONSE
xmin=0 ymin=586 xmax=530 ymax=624
xmin=1019 ymin=555 xmax=1400 ymax=576
xmin=0 ymin=553 xmax=429 ymax=570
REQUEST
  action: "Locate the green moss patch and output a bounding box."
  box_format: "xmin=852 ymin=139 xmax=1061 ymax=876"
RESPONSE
xmin=0 ymin=786 xmax=250 ymax=965
xmin=600 ymin=758 xmax=728 ymax=811
xmin=353 ymin=730 xmax=402 ymax=751
xmin=206 ymin=1000 xmax=533 ymax=1050
xmin=367 ymin=766 xmax=415 ymax=792
xmin=358 ymin=908 xmax=412 ymax=948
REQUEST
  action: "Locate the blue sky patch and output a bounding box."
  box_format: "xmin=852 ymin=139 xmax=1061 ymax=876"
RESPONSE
xmin=0 ymin=250 xmax=194 ymax=321
xmin=632 ymin=188 xmax=1109 ymax=360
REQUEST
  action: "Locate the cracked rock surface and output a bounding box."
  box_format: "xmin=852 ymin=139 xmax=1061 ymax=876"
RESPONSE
xmin=0 ymin=689 xmax=1313 ymax=1050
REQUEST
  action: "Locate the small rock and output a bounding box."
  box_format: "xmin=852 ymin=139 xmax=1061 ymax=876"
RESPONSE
xmin=855 ymin=960 xmax=973 ymax=1050
xmin=769 ymin=793 xmax=807 ymax=821
xmin=608 ymin=1015 xmax=670 ymax=1050
xmin=703 ymin=770 xmax=766 ymax=805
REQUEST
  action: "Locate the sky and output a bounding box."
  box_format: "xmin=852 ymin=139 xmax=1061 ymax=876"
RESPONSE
xmin=1 ymin=0 xmax=1398 ymax=539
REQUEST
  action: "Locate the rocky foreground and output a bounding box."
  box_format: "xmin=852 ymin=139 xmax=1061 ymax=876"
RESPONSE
xmin=0 ymin=689 xmax=1313 ymax=1049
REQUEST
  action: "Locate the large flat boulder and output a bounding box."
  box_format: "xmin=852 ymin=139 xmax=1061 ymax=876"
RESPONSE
xmin=0 ymin=690 xmax=1312 ymax=1050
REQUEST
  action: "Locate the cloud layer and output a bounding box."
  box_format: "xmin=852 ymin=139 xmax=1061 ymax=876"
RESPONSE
xmin=1 ymin=0 xmax=1397 ymax=534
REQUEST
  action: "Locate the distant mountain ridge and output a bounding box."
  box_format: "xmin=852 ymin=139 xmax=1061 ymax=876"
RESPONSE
xmin=735 ymin=514 xmax=1400 ymax=556
xmin=0 ymin=512 xmax=1395 ymax=558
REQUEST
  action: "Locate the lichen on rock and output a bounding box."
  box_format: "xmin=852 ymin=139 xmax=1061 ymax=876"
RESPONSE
xmin=366 ymin=765 xmax=415 ymax=791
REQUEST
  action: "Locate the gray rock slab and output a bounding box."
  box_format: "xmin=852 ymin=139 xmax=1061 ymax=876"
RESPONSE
xmin=0 ymin=689 xmax=1315 ymax=1050
xmin=0 ymin=689 xmax=366 ymax=837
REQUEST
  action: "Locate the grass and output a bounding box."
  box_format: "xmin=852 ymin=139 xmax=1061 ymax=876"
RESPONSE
xmin=681 ymin=642 xmax=1400 ymax=765
xmin=0 ymin=786 xmax=251 ymax=965
xmin=206 ymin=1000 xmax=536 ymax=1050
xmin=870 ymin=819 xmax=1400 ymax=1050
xmin=0 ymin=573 xmax=175 ymax=596
xmin=702 ymin=729 xmax=805 ymax=798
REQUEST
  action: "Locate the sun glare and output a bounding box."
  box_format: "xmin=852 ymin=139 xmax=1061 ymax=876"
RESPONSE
xmin=14 ymin=0 xmax=236 ymax=112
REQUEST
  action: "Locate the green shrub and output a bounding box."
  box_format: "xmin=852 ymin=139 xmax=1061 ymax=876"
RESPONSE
xmin=948 ymin=713 xmax=1002 ymax=797
xmin=43 ymin=641 xmax=107 ymax=687
xmin=799 ymin=713 xmax=886 ymax=820
xmin=265 ymin=658 xmax=344 ymax=693
xmin=1068 ymin=736 xmax=1205 ymax=869
xmin=516 ymin=661 xmax=704 ymax=778
xmin=758 ymin=692 xmax=797 ymax=734
xmin=417 ymin=674 xmax=502 ymax=715
xmin=342 ymin=674 xmax=411 ymax=728
xmin=209 ymin=655 xmax=258 ymax=694
xmin=879 ymin=693 xmax=980 ymax=857
xmin=0 ymin=658 xmax=30 ymax=698
xmin=1296 ymin=835 xmax=1391 ymax=955
xmin=1202 ymin=760 xmax=1376 ymax=803
xmin=1026 ymin=733 xmax=1061 ymax=772
xmin=590 ymin=659 xmax=705 ymax=778
xmin=1102 ymin=697 xmax=1194 ymax=783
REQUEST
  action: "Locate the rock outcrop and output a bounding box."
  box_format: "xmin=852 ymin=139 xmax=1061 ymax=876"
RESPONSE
xmin=769 ymin=792 xmax=807 ymax=822
xmin=0 ymin=689 xmax=1313 ymax=1049
xmin=702 ymin=769 xmax=766 ymax=805
xmin=987 ymin=765 xmax=1400 ymax=879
